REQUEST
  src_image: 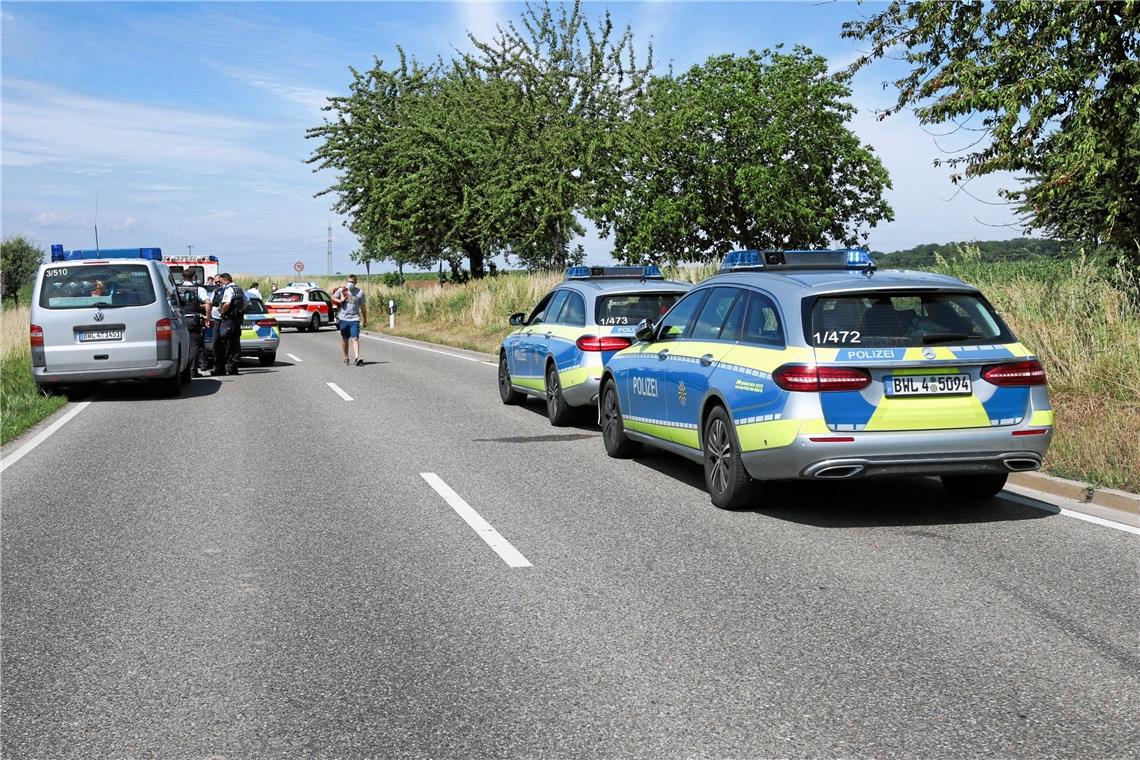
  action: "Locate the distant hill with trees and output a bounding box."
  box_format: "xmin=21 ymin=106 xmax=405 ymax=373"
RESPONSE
xmin=874 ymin=238 xmax=1062 ymax=269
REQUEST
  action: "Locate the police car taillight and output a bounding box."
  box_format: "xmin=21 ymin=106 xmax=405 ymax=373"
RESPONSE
xmin=30 ymin=324 xmax=44 ymax=347
xmin=255 ymin=318 xmax=276 ymax=327
xmin=155 ymin=318 xmax=173 ymax=342
xmin=576 ymin=335 xmax=632 ymax=351
xmin=981 ymin=360 xmax=1047 ymax=387
xmin=773 ymin=364 xmax=871 ymax=392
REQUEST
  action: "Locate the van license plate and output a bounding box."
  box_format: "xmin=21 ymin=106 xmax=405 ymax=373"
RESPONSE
xmin=78 ymin=330 xmax=123 ymax=342
xmin=886 ymin=374 xmax=972 ymax=396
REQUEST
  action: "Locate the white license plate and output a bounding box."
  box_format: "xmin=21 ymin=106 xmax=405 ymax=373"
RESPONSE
xmin=78 ymin=330 xmax=123 ymax=342
xmin=886 ymin=374 xmax=972 ymax=396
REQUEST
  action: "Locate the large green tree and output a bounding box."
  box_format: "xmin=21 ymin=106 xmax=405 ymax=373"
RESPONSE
xmin=1 ymin=236 xmax=44 ymax=306
xmin=459 ymin=0 xmax=650 ymax=270
xmin=594 ymin=48 xmax=893 ymax=264
xmin=842 ymin=0 xmax=1140 ymax=266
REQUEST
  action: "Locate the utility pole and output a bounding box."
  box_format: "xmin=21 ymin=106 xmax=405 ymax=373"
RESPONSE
xmin=187 ymin=245 xmax=193 ymax=256
xmin=327 ymin=222 xmax=333 ymax=276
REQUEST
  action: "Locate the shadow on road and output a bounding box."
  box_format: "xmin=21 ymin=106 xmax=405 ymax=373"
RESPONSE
xmin=475 ymin=432 xmax=597 ymax=444
xmin=629 ymin=448 xmax=1051 ymax=528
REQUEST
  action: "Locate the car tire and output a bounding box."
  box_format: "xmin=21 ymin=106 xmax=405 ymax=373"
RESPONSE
xmin=159 ymin=367 xmax=182 ymax=397
xmin=703 ymin=405 xmax=751 ymax=510
xmin=498 ymin=353 xmax=524 ymax=405
xmin=310 ymin=313 xmax=321 ymax=332
xmin=601 ymin=379 xmax=640 ymax=458
xmin=260 ymin=352 xmax=276 ymax=367
xmin=545 ymin=362 xmax=573 ymax=426
xmin=941 ymin=473 xmax=1008 ymax=500
xmin=179 ymin=354 xmax=193 ymax=384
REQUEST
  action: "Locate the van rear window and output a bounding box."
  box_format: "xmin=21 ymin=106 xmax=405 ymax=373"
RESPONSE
xmin=595 ymin=293 xmax=682 ymax=326
xmin=39 ymin=264 xmax=157 ymax=309
xmin=809 ymin=292 xmax=1014 ymax=347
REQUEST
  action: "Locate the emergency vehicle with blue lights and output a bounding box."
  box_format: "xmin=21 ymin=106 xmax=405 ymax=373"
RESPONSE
xmin=598 ymin=249 xmax=1054 ymax=509
xmin=498 ymin=266 xmax=691 ymax=425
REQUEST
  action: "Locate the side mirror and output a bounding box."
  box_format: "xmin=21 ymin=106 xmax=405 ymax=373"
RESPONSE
xmin=508 ymin=312 xmax=526 ymax=326
xmin=635 ymin=318 xmax=656 ymax=342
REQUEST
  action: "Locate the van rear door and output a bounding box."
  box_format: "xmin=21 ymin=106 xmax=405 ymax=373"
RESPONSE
xmin=36 ymin=262 xmax=163 ymax=371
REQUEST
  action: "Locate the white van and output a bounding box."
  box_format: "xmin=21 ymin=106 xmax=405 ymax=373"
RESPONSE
xmin=30 ymin=246 xmax=193 ymax=396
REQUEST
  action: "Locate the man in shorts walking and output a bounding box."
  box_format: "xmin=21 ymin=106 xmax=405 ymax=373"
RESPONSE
xmin=333 ymin=274 xmax=368 ymax=365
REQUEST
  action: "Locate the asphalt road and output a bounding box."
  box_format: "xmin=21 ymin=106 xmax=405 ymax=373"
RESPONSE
xmin=2 ymin=328 xmax=1137 ymax=759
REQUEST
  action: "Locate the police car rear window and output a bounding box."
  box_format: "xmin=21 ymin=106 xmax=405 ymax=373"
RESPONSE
xmin=595 ymin=293 xmax=682 ymax=326
xmin=38 ymin=264 xmax=157 ymax=309
xmin=269 ymin=292 xmax=304 ymax=302
xmin=809 ymin=292 xmax=1014 ymax=348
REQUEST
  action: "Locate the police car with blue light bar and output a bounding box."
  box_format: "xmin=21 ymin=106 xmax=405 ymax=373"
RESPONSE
xmin=498 ymin=265 xmax=691 ymax=425
xmin=598 ymin=248 xmax=1053 ymax=509
xmin=29 ymin=245 xmax=194 ymax=396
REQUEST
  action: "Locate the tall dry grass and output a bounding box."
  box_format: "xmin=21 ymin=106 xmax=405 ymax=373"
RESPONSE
xmin=1 ymin=305 xmax=31 ymax=360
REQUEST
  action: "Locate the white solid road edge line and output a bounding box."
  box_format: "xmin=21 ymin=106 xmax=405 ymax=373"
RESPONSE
xmin=287 ymin=353 xmax=303 ymax=362
xmin=420 ymin=472 xmax=532 ymax=568
xmin=1001 ymin=490 xmax=1140 ymax=536
xmin=362 ymin=334 xmax=492 ymax=365
xmin=0 ymin=401 xmax=92 ymax=475
xmin=326 ymin=382 xmax=354 ymax=401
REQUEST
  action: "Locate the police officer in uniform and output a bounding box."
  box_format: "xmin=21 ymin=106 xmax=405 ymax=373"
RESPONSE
xmin=183 ymin=272 xmax=209 ymax=377
xmin=209 ymin=273 xmax=245 ymax=376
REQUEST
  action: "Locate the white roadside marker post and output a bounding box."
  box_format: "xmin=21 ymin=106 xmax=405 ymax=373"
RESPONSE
xmin=388 ymin=299 xmax=396 ymax=329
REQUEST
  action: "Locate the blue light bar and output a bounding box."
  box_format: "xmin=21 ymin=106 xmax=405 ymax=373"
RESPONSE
xmin=720 ymin=248 xmax=874 ymax=273
xmin=51 ymin=246 xmax=164 ymax=262
xmin=565 ymin=265 xmax=664 ymax=280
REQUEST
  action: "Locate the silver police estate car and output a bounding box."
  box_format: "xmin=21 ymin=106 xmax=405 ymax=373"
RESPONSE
xmin=498 ymin=266 xmax=691 ymax=425
xmin=600 ymin=249 xmax=1053 ymax=508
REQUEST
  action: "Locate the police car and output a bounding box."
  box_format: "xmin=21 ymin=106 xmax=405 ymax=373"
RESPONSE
xmin=236 ymin=297 xmax=281 ymax=365
xmin=265 ymin=286 xmax=337 ymax=331
xmin=599 ymin=249 xmax=1053 ymax=508
xmin=498 ymin=266 xmax=691 ymax=425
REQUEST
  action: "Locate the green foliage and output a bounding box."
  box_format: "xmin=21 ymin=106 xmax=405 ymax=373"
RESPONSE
xmin=842 ymin=1 xmax=1140 ymax=269
xmin=594 ymin=47 xmax=893 ymax=264
xmin=877 ymin=237 xmax=1064 ymax=269
xmin=381 ymin=271 xmax=405 ymax=287
xmin=1 ymin=352 xmax=66 ymax=445
xmin=308 ymin=1 xmax=650 ymax=276
xmin=1 ymin=236 xmax=45 ymax=307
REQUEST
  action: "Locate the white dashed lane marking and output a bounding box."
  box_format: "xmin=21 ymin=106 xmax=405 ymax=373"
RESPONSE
xmin=327 ymin=382 xmax=353 ymax=401
xmin=287 ymin=353 xmax=303 ymax=362
xmin=420 ymin=473 xmax=532 ymax=568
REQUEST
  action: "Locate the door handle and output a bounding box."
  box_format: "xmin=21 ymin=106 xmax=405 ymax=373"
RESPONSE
xmin=657 ymin=349 xmax=670 ymax=360
xmin=700 ymin=353 xmax=714 ymax=367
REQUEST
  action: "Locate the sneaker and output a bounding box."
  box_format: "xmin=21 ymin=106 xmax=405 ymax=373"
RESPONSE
xmin=355 ymin=358 xmax=364 ymax=366
xmin=343 ymin=357 xmax=350 ymax=365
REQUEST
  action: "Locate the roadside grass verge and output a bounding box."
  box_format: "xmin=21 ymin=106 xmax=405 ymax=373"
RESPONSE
xmin=361 ymin=257 xmax=1138 ymax=493
xmin=1 ymin=306 xmax=67 ymax=446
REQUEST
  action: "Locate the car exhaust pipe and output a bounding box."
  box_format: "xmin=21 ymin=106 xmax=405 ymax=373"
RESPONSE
xmin=1004 ymin=458 xmax=1040 ymax=472
xmin=813 ymin=464 xmax=865 ymax=479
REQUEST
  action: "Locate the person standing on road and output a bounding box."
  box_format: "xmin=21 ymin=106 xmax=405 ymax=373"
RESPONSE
xmin=332 ymin=274 xmax=368 ymax=366
xmin=183 ymin=272 xmax=210 ymax=377
xmin=210 ymin=273 xmax=245 ymax=376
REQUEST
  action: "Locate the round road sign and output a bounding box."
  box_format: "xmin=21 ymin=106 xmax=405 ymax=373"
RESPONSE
xmin=293 ymin=261 xmax=304 ymax=273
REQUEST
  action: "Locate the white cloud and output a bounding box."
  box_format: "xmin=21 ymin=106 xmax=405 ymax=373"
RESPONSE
xmin=217 ymin=67 xmax=334 ymax=115
xmin=30 ymin=210 xmax=138 ymax=232
xmin=1 ymin=79 xmax=284 ymax=172
xmin=458 ymin=2 xmax=509 ymax=50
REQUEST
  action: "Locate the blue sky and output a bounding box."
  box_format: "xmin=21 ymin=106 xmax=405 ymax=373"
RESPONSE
xmin=2 ymin=1 xmax=1028 ymax=275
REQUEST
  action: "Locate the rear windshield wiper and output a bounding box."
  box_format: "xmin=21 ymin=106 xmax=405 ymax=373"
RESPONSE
xmin=920 ymin=332 xmax=980 ymax=344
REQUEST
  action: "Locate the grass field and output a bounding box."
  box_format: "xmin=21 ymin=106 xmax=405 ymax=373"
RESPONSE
xmin=1 ymin=305 xmax=67 ymax=445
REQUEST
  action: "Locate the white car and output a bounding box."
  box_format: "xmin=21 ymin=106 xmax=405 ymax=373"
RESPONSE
xmin=264 ymin=286 xmax=337 ymax=331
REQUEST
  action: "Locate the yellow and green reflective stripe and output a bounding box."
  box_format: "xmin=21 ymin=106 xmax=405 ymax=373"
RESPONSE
xmin=514 ymin=376 xmax=545 ymax=392
xmin=735 ymin=418 xmax=803 ymax=451
xmin=1030 ymin=409 xmax=1054 ymax=426
xmin=863 ymin=395 xmax=991 ymax=431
